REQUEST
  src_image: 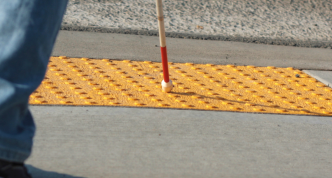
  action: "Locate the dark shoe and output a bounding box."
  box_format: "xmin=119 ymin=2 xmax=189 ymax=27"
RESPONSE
xmin=0 ymin=160 xmax=31 ymax=178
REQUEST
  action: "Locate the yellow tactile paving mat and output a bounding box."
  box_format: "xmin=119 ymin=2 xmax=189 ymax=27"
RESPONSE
xmin=30 ymin=56 xmax=332 ymax=116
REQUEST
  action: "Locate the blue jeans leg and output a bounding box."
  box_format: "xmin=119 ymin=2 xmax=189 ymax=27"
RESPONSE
xmin=0 ymin=0 xmax=68 ymax=163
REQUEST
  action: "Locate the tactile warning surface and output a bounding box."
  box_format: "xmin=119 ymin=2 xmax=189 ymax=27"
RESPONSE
xmin=30 ymin=56 xmax=332 ymax=116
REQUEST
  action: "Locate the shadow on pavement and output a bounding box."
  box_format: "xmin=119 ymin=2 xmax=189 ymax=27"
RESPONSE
xmin=26 ymin=165 xmax=85 ymax=178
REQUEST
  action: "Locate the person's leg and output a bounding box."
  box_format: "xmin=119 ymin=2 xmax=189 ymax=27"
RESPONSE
xmin=0 ymin=0 xmax=68 ymax=165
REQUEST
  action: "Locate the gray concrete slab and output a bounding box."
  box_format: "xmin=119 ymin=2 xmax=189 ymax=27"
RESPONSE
xmin=27 ymin=106 xmax=332 ymax=178
xmin=53 ymin=31 xmax=332 ymax=70
xmin=304 ymin=70 xmax=332 ymax=87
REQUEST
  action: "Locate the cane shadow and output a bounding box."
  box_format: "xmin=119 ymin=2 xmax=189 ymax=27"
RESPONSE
xmin=26 ymin=165 xmax=85 ymax=178
xmin=172 ymin=92 xmax=325 ymax=115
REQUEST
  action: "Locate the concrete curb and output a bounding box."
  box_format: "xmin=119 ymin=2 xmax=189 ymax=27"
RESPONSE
xmin=53 ymin=31 xmax=332 ymax=70
xmin=61 ymin=25 xmax=332 ymax=49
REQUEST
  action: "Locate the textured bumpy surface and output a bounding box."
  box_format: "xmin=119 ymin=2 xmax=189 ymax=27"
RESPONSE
xmin=30 ymin=56 xmax=332 ymax=116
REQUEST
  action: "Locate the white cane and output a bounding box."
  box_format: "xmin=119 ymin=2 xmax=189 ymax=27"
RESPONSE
xmin=156 ymin=0 xmax=173 ymax=93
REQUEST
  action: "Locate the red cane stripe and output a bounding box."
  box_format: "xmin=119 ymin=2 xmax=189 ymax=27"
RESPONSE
xmin=160 ymin=46 xmax=169 ymax=83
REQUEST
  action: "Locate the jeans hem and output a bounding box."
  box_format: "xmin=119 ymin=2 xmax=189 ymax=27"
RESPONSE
xmin=0 ymin=147 xmax=29 ymax=163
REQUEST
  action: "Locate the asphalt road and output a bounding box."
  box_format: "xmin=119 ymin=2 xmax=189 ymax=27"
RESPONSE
xmin=62 ymin=0 xmax=332 ymax=48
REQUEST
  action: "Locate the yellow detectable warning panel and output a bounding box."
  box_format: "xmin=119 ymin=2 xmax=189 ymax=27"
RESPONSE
xmin=30 ymin=56 xmax=332 ymax=116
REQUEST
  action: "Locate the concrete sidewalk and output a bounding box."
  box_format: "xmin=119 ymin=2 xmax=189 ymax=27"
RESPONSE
xmin=27 ymin=106 xmax=332 ymax=178
xmin=25 ymin=31 xmax=332 ymax=178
